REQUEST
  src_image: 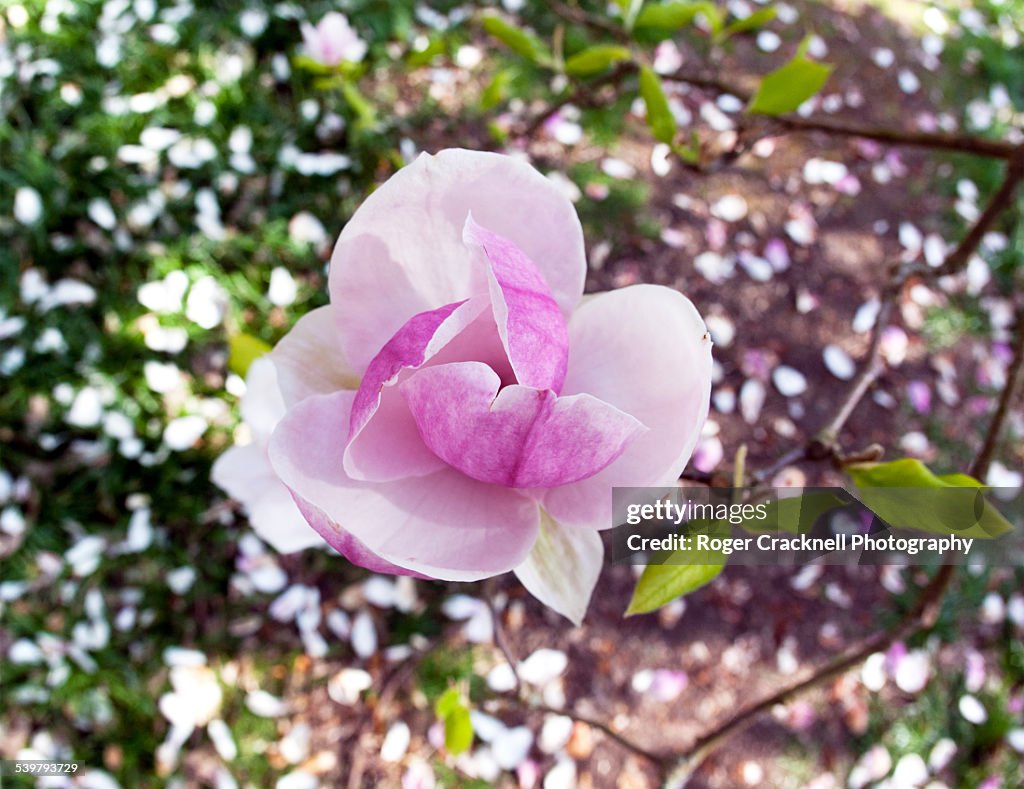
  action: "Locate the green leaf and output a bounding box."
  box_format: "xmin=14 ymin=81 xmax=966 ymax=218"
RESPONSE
xmin=564 ymin=45 xmax=632 ymax=77
xmin=634 ymin=1 xmax=703 ymax=31
xmin=340 ymin=81 xmax=377 ymax=129
xmin=719 ymin=7 xmax=776 ymax=40
xmin=434 ymin=687 xmax=460 ymax=718
xmin=444 ymin=706 xmax=473 ymax=755
xmin=672 ymin=130 xmax=702 ymax=164
xmin=482 ymin=15 xmax=553 ymax=66
xmin=848 ymin=458 xmax=1013 ymax=538
xmin=638 ymin=65 xmax=677 ymax=144
xmin=480 ymin=69 xmax=513 ymax=110
xmin=747 ymin=42 xmax=833 ymax=116
xmin=627 ymin=562 xmax=723 ymax=615
xmin=848 ymin=458 xmax=986 ymax=490
xmin=634 ymin=1 xmax=721 ymax=35
xmin=625 ymin=519 xmax=727 ymax=615
xmin=228 ymin=333 xmax=271 ymax=378
xmin=434 ymin=688 xmax=473 ymax=755
xmin=291 ymin=54 xmax=333 ymax=76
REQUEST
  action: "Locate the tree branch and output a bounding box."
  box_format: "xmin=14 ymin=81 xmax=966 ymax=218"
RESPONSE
xmin=813 ymin=286 xmax=899 ymax=449
xmin=533 ymin=701 xmax=670 ymax=767
xmin=658 ymin=70 xmax=1019 ymax=161
xmin=662 ymin=150 xmax=1024 ymax=787
xmin=769 ymin=115 xmax=1020 ymax=161
xmin=485 ymin=580 xmax=669 ymax=769
xmin=549 ymin=0 xmax=629 ymax=41
xmin=484 ymin=579 xmax=523 ymax=698
xmin=970 ymin=310 xmax=1024 ymax=481
xmin=762 ymin=143 xmax=1024 ymax=474
xmin=934 ymin=145 xmax=1024 ymax=276
xmin=662 ymin=562 xmax=956 ymax=788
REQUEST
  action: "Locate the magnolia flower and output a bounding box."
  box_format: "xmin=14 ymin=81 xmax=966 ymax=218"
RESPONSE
xmin=238 ymin=150 xmax=711 ymax=622
xmin=212 ymin=358 xmax=324 ymax=554
xmin=300 ymin=12 xmax=367 ymax=67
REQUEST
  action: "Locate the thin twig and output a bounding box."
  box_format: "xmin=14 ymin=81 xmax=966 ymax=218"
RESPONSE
xmin=771 ymin=115 xmax=1019 ymax=161
xmin=664 ymin=149 xmax=1024 ymax=787
xmin=658 ymin=70 xmax=1018 ymax=160
xmin=493 ymin=695 xmax=668 ymax=768
xmin=934 ymin=145 xmax=1024 ymax=276
xmin=751 ymin=446 xmax=810 ymax=484
xmin=549 ymin=0 xmax=629 ymax=41
xmin=533 ymin=701 xmax=669 ymax=767
xmin=662 ymin=562 xmax=956 ymax=788
xmin=659 ymin=69 xmax=752 ymax=99
xmin=484 ymin=579 xmax=523 ymax=698
xmin=814 ymin=292 xmax=898 ymax=448
xmin=486 ymin=580 xmax=668 ymax=769
xmin=521 ymin=59 xmax=1017 ymax=163
xmin=780 ymin=144 xmax=1023 ymax=467
xmin=970 ymin=311 xmax=1024 ymax=480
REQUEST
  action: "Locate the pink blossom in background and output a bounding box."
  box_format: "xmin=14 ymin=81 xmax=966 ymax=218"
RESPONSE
xmin=300 ymin=12 xmax=367 ymax=67
xmin=646 ymin=669 xmax=689 ymax=701
xmin=219 ymin=149 xmax=712 ymax=622
xmin=906 ymin=380 xmax=932 ymax=414
xmin=763 ymin=238 xmax=790 ymax=273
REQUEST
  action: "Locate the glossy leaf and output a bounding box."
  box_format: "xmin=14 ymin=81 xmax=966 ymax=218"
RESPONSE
xmin=444 ymin=706 xmax=473 ymax=754
xmin=564 ymin=45 xmax=632 ymax=77
xmin=747 ymin=41 xmax=833 ymax=116
xmin=626 ymin=520 xmax=727 ymax=615
xmin=630 ymin=1 xmax=720 ymax=37
xmin=340 ymin=81 xmax=377 ymax=128
xmin=848 ymin=458 xmax=1013 ymax=538
xmin=480 ymin=69 xmax=513 ymax=110
xmin=434 ymin=688 xmax=473 ymax=755
xmin=634 ymin=1 xmax=709 ymax=32
xmin=627 ymin=560 xmax=723 ymax=615
xmin=638 ymin=65 xmax=676 ymax=144
xmin=482 ymin=15 xmax=553 ymax=66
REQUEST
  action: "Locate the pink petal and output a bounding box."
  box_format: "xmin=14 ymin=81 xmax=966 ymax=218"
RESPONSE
xmin=270 ymin=306 xmax=360 ymax=409
xmin=541 ymin=285 xmax=712 ymax=529
xmin=907 ymin=380 xmax=932 ymax=414
xmin=344 ymin=298 xmax=487 ymax=481
xmin=648 ymin=669 xmax=689 ymax=701
xmin=463 ymin=214 xmax=568 ymax=391
xmin=401 ymin=361 xmax=644 ymax=488
xmin=329 ymin=150 xmax=586 ymax=371
xmin=268 ymin=390 xmax=540 ymax=580
xmin=291 ymin=495 xmax=431 ymax=577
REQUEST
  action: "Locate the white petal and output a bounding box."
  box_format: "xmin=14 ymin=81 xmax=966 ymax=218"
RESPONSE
xmin=514 ymin=513 xmax=603 ymax=625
